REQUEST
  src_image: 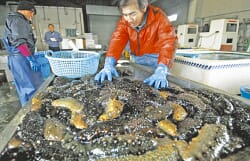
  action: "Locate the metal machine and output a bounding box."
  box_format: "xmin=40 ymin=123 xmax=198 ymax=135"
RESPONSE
xmin=198 ymin=19 xmax=239 ymax=51
xmin=177 ymin=24 xmax=198 ymax=48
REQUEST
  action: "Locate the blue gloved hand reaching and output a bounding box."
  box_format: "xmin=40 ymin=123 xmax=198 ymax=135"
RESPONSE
xmin=95 ymin=57 xmax=119 ymax=83
xmin=144 ymin=63 xmax=169 ymax=89
xmin=26 ymin=56 xmax=40 ymax=72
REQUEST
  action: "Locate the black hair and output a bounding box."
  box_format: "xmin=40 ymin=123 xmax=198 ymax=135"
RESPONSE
xmin=48 ymin=24 xmax=54 ymax=27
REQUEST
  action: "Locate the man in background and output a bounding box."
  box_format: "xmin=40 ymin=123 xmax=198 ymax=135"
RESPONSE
xmin=44 ymin=24 xmax=62 ymax=51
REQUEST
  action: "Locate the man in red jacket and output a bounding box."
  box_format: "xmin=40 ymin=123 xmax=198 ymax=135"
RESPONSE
xmin=95 ymin=0 xmax=177 ymax=89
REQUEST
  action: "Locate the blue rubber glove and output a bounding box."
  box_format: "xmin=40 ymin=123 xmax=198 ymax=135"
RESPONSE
xmin=94 ymin=57 xmax=119 ymax=83
xmin=26 ymin=56 xmax=40 ymax=72
xmin=143 ymin=63 xmax=169 ymax=89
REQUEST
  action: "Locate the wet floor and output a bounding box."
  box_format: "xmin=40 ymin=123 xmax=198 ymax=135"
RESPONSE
xmin=0 ymin=82 xmax=21 ymax=132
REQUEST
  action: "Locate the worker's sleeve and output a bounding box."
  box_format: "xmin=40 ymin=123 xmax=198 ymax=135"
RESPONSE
xmin=8 ymin=18 xmax=31 ymax=48
xmin=157 ymin=14 xmax=178 ymax=68
xmin=17 ymin=43 xmax=31 ymax=56
xmin=106 ymin=20 xmax=129 ymax=61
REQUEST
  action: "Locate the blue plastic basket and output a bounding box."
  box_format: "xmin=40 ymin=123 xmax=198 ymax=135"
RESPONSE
xmin=45 ymin=50 xmax=100 ymax=78
xmin=34 ymin=51 xmax=51 ymax=79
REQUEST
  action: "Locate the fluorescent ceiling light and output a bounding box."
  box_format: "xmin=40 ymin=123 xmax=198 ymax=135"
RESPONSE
xmin=168 ymin=14 xmax=178 ymax=22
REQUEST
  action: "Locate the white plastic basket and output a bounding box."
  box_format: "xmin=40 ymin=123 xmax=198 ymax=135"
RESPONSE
xmin=45 ymin=50 xmax=100 ymax=78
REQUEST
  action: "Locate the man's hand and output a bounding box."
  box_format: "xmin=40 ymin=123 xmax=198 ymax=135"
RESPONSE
xmin=144 ymin=63 xmax=169 ymax=89
xmin=94 ymin=57 xmax=119 ymax=84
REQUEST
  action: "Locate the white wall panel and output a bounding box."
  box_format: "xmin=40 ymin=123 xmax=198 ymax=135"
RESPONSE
xmin=195 ymin=0 xmax=250 ymax=22
xmin=199 ymin=0 xmax=250 ymax=18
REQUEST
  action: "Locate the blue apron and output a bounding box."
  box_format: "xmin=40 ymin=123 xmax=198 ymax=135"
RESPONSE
xmin=125 ymin=41 xmax=159 ymax=69
xmin=8 ymin=54 xmax=43 ymax=107
xmin=130 ymin=53 xmax=159 ymax=69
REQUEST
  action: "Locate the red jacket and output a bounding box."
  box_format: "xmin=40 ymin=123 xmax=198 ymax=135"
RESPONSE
xmin=106 ymin=5 xmax=177 ymax=68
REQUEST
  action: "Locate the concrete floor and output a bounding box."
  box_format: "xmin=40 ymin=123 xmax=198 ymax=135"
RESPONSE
xmin=0 ymin=82 xmax=21 ymax=132
xmin=0 ymin=49 xmax=21 ymax=132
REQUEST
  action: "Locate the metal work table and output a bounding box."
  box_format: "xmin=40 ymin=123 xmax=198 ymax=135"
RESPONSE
xmin=0 ymin=63 xmax=249 ymax=154
xmin=0 ymin=74 xmax=55 ymax=152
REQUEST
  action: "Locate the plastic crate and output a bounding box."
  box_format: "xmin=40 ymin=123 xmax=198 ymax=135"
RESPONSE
xmin=45 ymin=50 xmax=100 ymax=78
xmin=34 ymin=51 xmax=51 ymax=79
xmin=240 ymin=85 xmax=250 ymax=99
